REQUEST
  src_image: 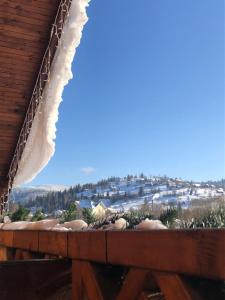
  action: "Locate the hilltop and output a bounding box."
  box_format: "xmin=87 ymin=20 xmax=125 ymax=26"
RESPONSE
xmin=11 ymin=175 xmax=225 ymax=215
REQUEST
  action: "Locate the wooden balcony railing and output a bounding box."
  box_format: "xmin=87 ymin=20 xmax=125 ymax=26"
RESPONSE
xmin=0 ymin=229 xmax=224 ymax=299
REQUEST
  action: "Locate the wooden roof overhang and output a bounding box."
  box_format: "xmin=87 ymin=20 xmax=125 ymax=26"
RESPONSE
xmin=0 ymin=0 xmax=72 ymax=210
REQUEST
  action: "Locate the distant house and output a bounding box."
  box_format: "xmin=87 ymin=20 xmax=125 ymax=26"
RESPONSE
xmin=53 ymin=209 xmax=64 ymax=217
xmin=92 ymin=199 xmax=112 ymax=218
xmin=92 ymin=202 xmax=106 ymax=218
xmin=77 ymin=199 xmax=94 ymax=209
xmin=76 ymin=199 xmax=112 ymax=219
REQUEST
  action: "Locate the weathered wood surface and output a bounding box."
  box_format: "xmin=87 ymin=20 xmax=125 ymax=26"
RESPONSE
xmin=0 ymin=230 xmax=224 ymax=299
xmin=39 ymin=231 xmax=68 ymax=257
xmin=107 ymin=230 xmax=225 ymax=280
xmin=0 ymin=229 xmax=224 ymax=281
xmin=68 ymin=231 xmax=106 ymax=263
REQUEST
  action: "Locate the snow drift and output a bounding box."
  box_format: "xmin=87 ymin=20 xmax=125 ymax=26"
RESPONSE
xmin=13 ymin=0 xmax=90 ymax=186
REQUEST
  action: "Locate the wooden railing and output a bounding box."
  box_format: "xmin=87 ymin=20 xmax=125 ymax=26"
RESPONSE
xmin=0 ymin=229 xmax=224 ymax=299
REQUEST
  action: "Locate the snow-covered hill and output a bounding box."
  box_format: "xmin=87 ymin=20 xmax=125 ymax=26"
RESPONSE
xmin=11 ymin=176 xmax=225 ymax=213
xmin=10 ymin=185 xmax=68 ymax=203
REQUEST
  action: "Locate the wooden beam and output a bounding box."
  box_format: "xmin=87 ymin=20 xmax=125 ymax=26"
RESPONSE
xmin=0 ymin=230 xmax=14 ymax=247
xmin=13 ymin=230 xmax=39 ymax=251
xmin=153 ymin=272 xmax=202 ymax=300
xmin=116 ymin=268 xmax=150 ymax=300
xmin=68 ymin=231 xmax=107 ymax=263
xmin=107 ymin=230 xmax=225 ymax=280
xmin=39 ymin=231 xmax=68 ymax=257
xmin=72 ymin=260 xmax=84 ymax=300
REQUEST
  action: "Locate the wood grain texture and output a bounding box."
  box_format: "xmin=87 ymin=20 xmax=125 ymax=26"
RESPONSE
xmin=13 ymin=230 xmax=38 ymax=251
xmin=68 ymin=231 xmax=107 ymax=263
xmin=0 ymin=230 xmax=14 ymax=247
xmin=0 ymin=0 xmax=60 ymax=199
xmin=39 ymin=231 xmax=68 ymax=257
xmin=153 ymin=272 xmax=202 ymax=300
xmin=82 ymin=262 xmax=105 ymax=300
xmin=72 ymin=260 xmax=84 ymax=300
xmin=116 ymin=268 xmax=150 ymax=300
xmin=107 ymin=230 xmax=225 ymax=280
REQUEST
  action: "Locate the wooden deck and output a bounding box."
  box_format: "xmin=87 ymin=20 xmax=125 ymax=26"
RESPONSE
xmin=0 ymin=229 xmax=224 ymax=299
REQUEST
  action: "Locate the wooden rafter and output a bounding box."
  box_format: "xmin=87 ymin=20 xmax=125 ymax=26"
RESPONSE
xmin=0 ymin=0 xmax=72 ymax=211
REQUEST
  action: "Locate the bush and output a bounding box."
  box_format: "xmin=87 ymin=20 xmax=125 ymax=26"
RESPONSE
xmin=180 ymin=206 xmax=225 ymax=229
xmin=11 ymin=205 xmax=30 ymax=222
xmin=159 ymin=208 xmax=178 ymax=227
xmin=123 ymin=209 xmax=154 ymax=229
xmin=82 ymin=208 xmax=96 ymax=225
xmin=61 ymin=203 xmax=78 ymax=222
xmin=31 ymin=209 xmax=44 ymax=222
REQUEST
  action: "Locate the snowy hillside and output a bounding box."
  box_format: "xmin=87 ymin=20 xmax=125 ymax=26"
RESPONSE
xmin=10 ymin=185 xmax=68 ymax=203
xmin=13 ymin=176 xmax=225 ymax=214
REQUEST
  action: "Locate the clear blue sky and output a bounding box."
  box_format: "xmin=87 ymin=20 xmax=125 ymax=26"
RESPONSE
xmin=31 ymin=0 xmax=224 ymax=186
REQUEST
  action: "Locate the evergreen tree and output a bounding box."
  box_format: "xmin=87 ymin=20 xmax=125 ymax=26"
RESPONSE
xmin=11 ymin=205 xmax=30 ymax=222
xmin=138 ymin=186 xmax=144 ymax=197
xmin=82 ymin=208 xmax=95 ymax=225
xmin=31 ymin=209 xmax=44 ymax=221
xmin=61 ymin=203 xmax=77 ymax=222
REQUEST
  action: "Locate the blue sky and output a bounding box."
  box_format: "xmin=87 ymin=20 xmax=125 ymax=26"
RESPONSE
xmin=31 ymin=0 xmax=224 ymax=186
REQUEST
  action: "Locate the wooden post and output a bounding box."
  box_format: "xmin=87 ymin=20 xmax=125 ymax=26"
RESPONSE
xmin=0 ymin=245 xmax=14 ymax=261
xmin=72 ymin=260 xmax=84 ymax=300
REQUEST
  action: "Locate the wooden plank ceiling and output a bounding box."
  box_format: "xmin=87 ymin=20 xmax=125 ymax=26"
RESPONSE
xmin=0 ymin=0 xmax=61 ymax=198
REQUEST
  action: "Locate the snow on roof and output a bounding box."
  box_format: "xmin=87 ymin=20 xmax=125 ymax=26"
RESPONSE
xmin=78 ymin=200 xmax=94 ymax=209
xmin=97 ymin=199 xmax=112 ymax=208
xmin=13 ymin=0 xmax=90 ymax=186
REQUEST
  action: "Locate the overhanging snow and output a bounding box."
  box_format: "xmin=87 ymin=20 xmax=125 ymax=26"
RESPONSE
xmin=13 ymin=0 xmax=90 ymax=186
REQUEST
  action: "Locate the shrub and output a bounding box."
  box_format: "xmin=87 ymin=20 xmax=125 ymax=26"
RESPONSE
xmin=61 ymin=203 xmax=78 ymax=222
xmin=82 ymin=208 xmax=96 ymax=225
xmin=159 ymin=208 xmax=178 ymax=227
xmin=11 ymin=205 xmax=30 ymax=222
xmin=31 ymin=209 xmax=44 ymax=222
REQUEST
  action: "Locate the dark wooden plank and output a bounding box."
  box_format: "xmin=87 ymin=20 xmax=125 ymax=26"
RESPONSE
xmin=0 ymin=259 xmax=71 ymax=300
xmin=117 ymin=268 xmax=150 ymax=300
xmin=0 ymin=71 xmax=35 ymax=83
xmin=1 ymin=0 xmax=59 ymax=17
xmin=0 ymin=3 xmax=55 ymax=21
xmin=153 ymin=272 xmax=201 ymax=300
xmin=0 ymin=11 xmax=53 ymax=27
xmin=0 ymin=101 xmax=28 ymax=113
xmin=107 ymin=230 xmax=225 ymax=280
xmin=0 ymin=245 xmax=14 ymax=261
xmin=0 ymin=26 xmax=47 ymax=42
xmin=0 ymin=38 xmax=44 ymax=55
xmin=39 ymin=231 xmax=68 ymax=257
xmin=0 ymin=63 xmax=36 ymax=76
xmin=0 ymin=230 xmax=14 ymax=247
xmin=68 ymin=231 xmax=107 ymax=263
xmin=0 ymin=45 xmax=44 ymax=59
xmin=0 ymin=87 xmax=31 ymax=96
xmin=0 ymin=24 xmax=45 ymax=39
xmin=0 ymin=112 xmax=24 ymax=122
xmin=4 ymin=0 xmax=61 ymax=11
xmin=72 ymin=260 xmax=85 ymax=300
xmin=81 ymin=262 xmax=104 ymax=300
xmin=0 ymin=74 xmax=35 ymax=86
